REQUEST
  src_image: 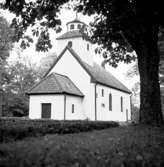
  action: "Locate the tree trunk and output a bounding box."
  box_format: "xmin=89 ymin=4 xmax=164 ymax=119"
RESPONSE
xmin=136 ymin=30 xmax=163 ymax=125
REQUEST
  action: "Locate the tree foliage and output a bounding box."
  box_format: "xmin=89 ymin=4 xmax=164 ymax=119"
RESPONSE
xmin=2 ymin=92 xmax=29 ymax=117
xmin=126 ymin=30 xmax=164 ymax=83
xmin=1 ymin=0 xmax=164 ymax=124
xmin=37 ymin=52 xmax=57 ymax=78
xmin=2 ymin=54 xmax=39 ymax=117
xmin=76 ymin=0 xmax=164 ymax=125
xmin=0 ymin=0 xmax=69 ymax=51
xmin=0 ymin=15 xmax=14 ymax=87
xmin=6 ymin=61 xmax=37 ymax=95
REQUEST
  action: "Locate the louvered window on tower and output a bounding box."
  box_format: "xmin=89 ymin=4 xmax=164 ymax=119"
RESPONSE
xmin=68 ymin=41 xmax=72 ymax=47
xmin=70 ymin=24 xmax=74 ymax=30
xmin=78 ymin=24 xmax=81 ymax=29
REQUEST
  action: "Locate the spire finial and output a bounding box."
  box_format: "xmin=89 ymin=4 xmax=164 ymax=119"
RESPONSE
xmin=75 ymin=11 xmax=78 ymax=20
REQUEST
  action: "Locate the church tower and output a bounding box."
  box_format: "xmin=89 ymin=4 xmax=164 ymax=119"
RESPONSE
xmin=56 ymin=18 xmax=94 ymax=66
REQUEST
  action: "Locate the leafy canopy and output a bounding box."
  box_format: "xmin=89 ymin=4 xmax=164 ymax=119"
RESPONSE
xmin=76 ymin=0 xmax=164 ymax=66
xmin=0 ymin=15 xmax=14 ymax=87
xmin=1 ymin=0 xmax=164 ymax=65
xmin=0 ymin=0 xmax=68 ymax=52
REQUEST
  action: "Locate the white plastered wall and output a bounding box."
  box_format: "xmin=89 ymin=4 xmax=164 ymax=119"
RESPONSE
xmin=48 ymin=50 xmax=96 ymax=120
xmin=29 ymin=94 xmax=64 ymax=119
xmin=65 ymin=95 xmax=85 ymax=120
xmin=57 ymin=38 xmax=94 ymax=66
xmin=96 ymin=84 xmax=131 ymax=121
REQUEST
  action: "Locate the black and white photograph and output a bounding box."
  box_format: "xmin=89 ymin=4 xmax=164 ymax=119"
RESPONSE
xmin=0 ymin=0 xmax=164 ymax=166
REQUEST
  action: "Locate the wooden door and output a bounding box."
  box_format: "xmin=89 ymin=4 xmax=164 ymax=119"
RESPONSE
xmin=42 ymin=103 xmax=51 ymax=118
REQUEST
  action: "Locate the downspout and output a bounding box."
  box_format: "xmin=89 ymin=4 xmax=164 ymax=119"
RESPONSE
xmin=95 ymin=83 xmax=97 ymax=121
xmin=64 ymin=94 xmax=66 ymax=120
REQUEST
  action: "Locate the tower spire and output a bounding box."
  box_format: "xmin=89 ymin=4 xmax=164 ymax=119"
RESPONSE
xmin=75 ymin=11 xmax=78 ymax=20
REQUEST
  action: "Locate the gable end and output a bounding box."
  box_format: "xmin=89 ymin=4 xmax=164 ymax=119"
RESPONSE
xmin=44 ymin=45 xmax=94 ymax=80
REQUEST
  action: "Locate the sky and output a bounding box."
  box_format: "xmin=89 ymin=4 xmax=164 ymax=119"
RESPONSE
xmin=0 ymin=6 xmax=139 ymax=90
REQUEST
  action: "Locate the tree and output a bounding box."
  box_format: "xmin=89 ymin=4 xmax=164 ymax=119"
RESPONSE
xmin=6 ymin=57 xmax=38 ymax=96
xmin=1 ymin=0 xmax=164 ymax=124
xmin=2 ymin=56 xmax=39 ymax=117
xmin=126 ymin=30 xmax=164 ymax=83
xmin=76 ymin=0 xmax=164 ymax=125
xmin=0 ymin=0 xmax=69 ymax=51
xmin=126 ymin=28 xmax=164 ymax=121
xmin=37 ymin=52 xmax=57 ymax=78
xmin=2 ymin=92 xmax=29 ymax=117
xmin=0 ymin=15 xmax=14 ymax=88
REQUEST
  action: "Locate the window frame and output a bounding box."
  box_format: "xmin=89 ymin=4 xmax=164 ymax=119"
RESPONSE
xmin=70 ymin=24 xmax=74 ymax=30
xmin=77 ymin=24 xmax=81 ymax=29
xmin=102 ymin=89 xmax=104 ymax=97
xmin=109 ymin=93 xmax=112 ymax=111
xmin=68 ymin=41 xmax=72 ymax=47
xmin=121 ymin=96 xmax=123 ymax=112
xmin=72 ymin=104 xmax=75 ymax=113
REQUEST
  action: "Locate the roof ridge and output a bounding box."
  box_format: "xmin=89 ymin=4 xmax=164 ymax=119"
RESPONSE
xmin=52 ymin=72 xmax=69 ymax=79
xmin=56 ymin=30 xmax=83 ymax=40
xmin=66 ymin=19 xmax=86 ymax=25
xmin=53 ymin=73 xmax=84 ymax=96
xmin=67 ymin=47 xmax=96 ymax=79
xmin=63 ymin=75 xmax=84 ymax=97
xmin=93 ymin=63 xmax=131 ymax=93
xmin=26 ymin=73 xmax=53 ymax=94
xmin=43 ymin=46 xmax=68 ymax=77
xmin=51 ymin=73 xmax=63 ymax=92
xmin=43 ymin=45 xmax=131 ymax=94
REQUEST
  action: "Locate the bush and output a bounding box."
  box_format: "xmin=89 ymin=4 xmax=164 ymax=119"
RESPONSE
xmin=2 ymin=92 xmax=29 ymax=117
xmin=0 ymin=118 xmax=119 ymax=143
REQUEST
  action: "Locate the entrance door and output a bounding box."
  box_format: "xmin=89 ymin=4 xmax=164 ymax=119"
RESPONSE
xmin=42 ymin=103 xmax=51 ymax=118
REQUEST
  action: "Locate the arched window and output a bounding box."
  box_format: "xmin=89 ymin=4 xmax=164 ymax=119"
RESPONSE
xmin=72 ymin=104 xmax=74 ymax=113
xmin=121 ymin=96 xmax=123 ymax=112
xmin=109 ymin=93 xmax=112 ymax=111
xmin=87 ymin=43 xmax=89 ymax=51
xmin=68 ymin=41 xmax=72 ymax=47
xmin=78 ymin=24 xmax=81 ymax=29
xmin=70 ymin=24 xmax=74 ymax=30
xmin=102 ymin=89 xmax=104 ymax=97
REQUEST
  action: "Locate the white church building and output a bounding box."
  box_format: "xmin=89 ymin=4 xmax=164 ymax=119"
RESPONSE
xmin=27 ymin=19 xmax=131 ymax=121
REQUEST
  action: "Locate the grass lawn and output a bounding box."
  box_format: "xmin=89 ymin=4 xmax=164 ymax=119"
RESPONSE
xmin=1 ymin=124 xmax=164 ymax=167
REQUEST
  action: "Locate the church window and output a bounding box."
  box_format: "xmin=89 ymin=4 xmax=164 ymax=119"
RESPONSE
xmin=68 ymin=41 xmax=72 ymax=47
xmin=102 ymin=89 xmax=104 ymax=97
xmin=121 ymin=96 xmax=123 ymax=112
xmin=70 ymin=24 xmax=74 ymax=30
xmin=109 ymin=93 xmax=112 ymax=111
xmin=78 ymin=24 xmax=81 ymax=29
xmin=72 ymin=104 xmax=75 ymax=113
xmin=87 ymin=43 xmax=89 ymax=51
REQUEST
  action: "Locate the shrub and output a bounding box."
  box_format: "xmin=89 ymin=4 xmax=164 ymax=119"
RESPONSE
xmin=0 ymin=118 xmax=119 ymax=143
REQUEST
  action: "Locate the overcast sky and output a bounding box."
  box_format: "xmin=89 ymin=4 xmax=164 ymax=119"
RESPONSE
xmin=0 ymin=7 xmax=139 ymax=89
